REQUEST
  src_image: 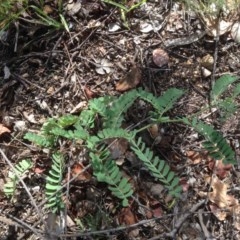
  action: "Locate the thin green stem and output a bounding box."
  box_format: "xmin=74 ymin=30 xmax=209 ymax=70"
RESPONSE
xmin=135 ymin=118 xmax=184 ymax=133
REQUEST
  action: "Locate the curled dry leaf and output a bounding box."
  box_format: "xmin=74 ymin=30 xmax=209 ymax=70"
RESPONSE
xmin=208 ymin=160 xmax=232 ymax=179
xmin=208 ymin=176 xmax=235 ymax=208
xmin=116 ymin=65 xmax=141 ymax=92
xmin=0 ymin=124 xmax=11 ymax=135
xmin=118 ymin=207 xmax=139 ymax=238
xmin=207 ymin=176 xmax=239 ymax=221
xmin=84 ymin=86 xmax=96 ymax=99
xmin=152 ymin=48 xmax=169 ymax=67
xmin=70 ymin=163 xmax=91 ymax=181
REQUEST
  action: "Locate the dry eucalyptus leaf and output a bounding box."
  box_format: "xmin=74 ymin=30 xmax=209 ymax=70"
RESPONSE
xmin=152 ymin=48 xmax=169 ymax=67
xmin=116 ymin=65 xmax=141 ymax=92
xmin=231 ymin=22 xmax=240 ymax=43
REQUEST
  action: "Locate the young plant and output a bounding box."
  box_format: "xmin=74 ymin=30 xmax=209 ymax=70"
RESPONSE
xmin=0 ymin=0 xmax=27 ymax=30
xmin=21 ymin=74 xmax=238 ymax=212
xmin=102 ymin=0 xmax=147 ymax=28
xmin=24 ymin=87 xmax=184 ymax=210
xmin=4 ymin=159 xmax=33 ymax=198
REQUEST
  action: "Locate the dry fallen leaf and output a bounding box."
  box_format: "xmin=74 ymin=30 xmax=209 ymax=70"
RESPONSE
xmin=208 ymin=176 xmax=234 ymax=208
xmin=209 ymin=203 xmax=227 ymax=221
xmin=118 ymin=207 xmax=139 ymax=238
xmin=186 ymin=150 xmax=211 ymax=165
xmin=84 ymin=86 xmax=96 ymax=99
xmin=116 ymin=65 xmax=141 ymax=92
xmin=107 ymin=138 xmax=129 ymax=160
xmin=203 ymin=13 xmax=233 ymax=37
xmin=43 ymin=5 xmax=53 ymax=14
xmin=0 ymin=124 xmax=11 ymax=135
xmin=231 ymin=22 xmax=240 ymax=43
xmin=206 ymin=176 xmax=239 ymax=221
xmin=70 ymin=163 xmax=91 ymax=181
xmin=208 ymin=160 xmax=232 ymax=179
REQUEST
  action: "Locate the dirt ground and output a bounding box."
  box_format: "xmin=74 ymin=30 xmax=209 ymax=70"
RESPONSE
xmin=0 ymin=0 xmax=240 ymax=239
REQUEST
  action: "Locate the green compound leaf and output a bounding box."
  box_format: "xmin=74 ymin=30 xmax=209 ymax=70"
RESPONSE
xmin=130 ymin=137 xmax=182 ymax=198
xmin=45 ymin=152 xmax=65 ymax=213
xmin=90 ymin=148 xmax=133 ymax=207
xmin=188 ymin=118 xmax=236 ymax=165
xmin=211 ymin=74 xmax=239 ymax=103
xmin=4 ymin=159 xmax=33 ymax=197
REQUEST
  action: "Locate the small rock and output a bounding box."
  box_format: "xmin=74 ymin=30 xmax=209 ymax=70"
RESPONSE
xmin=152 ymin=48 xmax=169 ymax=67
xmin=201 ymin=54 xmax=214 ymax=70
xmin=202 ymin=67 xmax=212 ymax=77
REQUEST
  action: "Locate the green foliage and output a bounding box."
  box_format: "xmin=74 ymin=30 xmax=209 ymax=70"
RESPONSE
xmin=0 ymin=0 xmax=68 ymax=32
xmin=24 ymin=132 xmax=56 ymax=147
xmin=90 ymin=148 xmax=133 ymax=207
xmin=184 ymin=118 xmax=236 ymax=164
xmin=0 ymin=0 xmax=27 ymax=30
xmin=102 ymin=89 xmax=139 ymax=128
xmin=138 ymin=88 xmax=184 ymax=120
xmin=24 ymin=88 xmax=183 ymax=208
xmin=181 ymin=0 xmax=238 ymax=16
xmin=102 ymin=0 xmax=147 ymax=28
xmin=211 ymin=74 xmax=239 ymax=103
xmin=130 ymin=137 xmax=182 ymax=197
xmin=45 ymin=152 xmax=65 ymax=213
xmin=23 ymin=75 xmax=239 ymax=210
xmin=209 ymin=75 xmax=239 ymax=122
xmin=4 ymin=159 xmax=33 ymax=197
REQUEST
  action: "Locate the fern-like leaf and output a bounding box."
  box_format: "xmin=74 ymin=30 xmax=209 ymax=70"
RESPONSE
xmin=211 ymin=74 xmax=239 ymax=103
xmin=138 ymin=88 xmax=184 ymax=118
xmin=130 ymin=137 xmax=182 ymax=197
xmin=78 ymin=109 xmax=96 ymax=128
xmin=97 ymin=128 xmax=135 ymax=142
xmin=45 ymin=152 xmax=65 ymax=213
xmin=90 ymin=148 xmax=133 ymax=206
xmin=57 ymin=114 xmax=78 ymax=128
xmin=103 ymin=89 xmax=139 ymax=128
xmin=4 ymin=159 xmax=33 ymax=197
xmin=188 ymin=118 xmax=236 ymax=164
xmin=89 ymin=95 xmax=114 ymax=117
xmin=24 ymin=132 xmax=56 ymax=147
xmin=233 ymin=83 xmax=240 ymax=98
